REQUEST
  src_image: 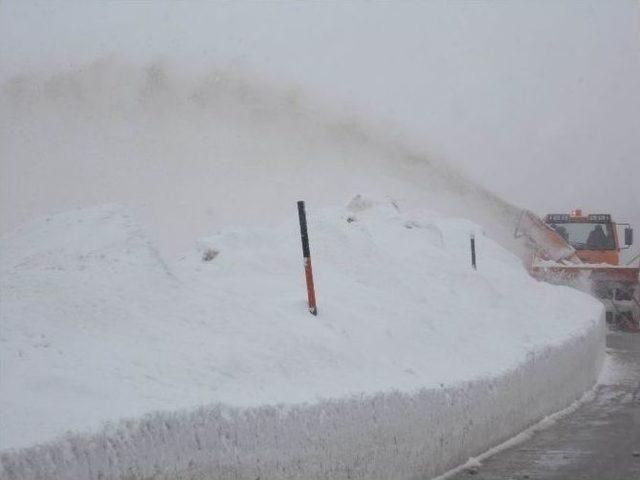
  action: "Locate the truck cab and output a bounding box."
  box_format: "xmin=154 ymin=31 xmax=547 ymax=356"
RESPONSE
xmin=544 ymin=210 xmax=633 ymax=266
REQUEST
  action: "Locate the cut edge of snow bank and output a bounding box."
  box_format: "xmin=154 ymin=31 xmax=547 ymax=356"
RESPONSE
xmin=0 ymin=315 xmax=605 ymax=480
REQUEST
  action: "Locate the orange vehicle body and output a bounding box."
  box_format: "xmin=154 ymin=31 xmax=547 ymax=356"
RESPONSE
xmin=515 ymin=209 xmax=639 ymax=331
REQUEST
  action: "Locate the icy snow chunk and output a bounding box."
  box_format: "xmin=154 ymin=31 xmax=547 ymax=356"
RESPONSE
xmin=201 ymin=248 xmax=219 ymax=262
xmin=346 ymin=194 xmax=375 ymax=213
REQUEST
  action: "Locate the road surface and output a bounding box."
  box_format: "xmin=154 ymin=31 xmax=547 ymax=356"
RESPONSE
xmin=448 ymin=332 xmax=640 ymax=480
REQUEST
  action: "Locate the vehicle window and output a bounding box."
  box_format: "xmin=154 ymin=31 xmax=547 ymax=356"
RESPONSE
xmin=549 ymin=222 xmax=615 ymax=250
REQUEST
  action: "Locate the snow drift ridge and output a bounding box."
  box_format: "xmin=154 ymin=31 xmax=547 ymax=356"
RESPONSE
xmin=1 ymin=318 xmax=604 ymax=480
xmin=0 ymin=58 xmax=606 ymax=479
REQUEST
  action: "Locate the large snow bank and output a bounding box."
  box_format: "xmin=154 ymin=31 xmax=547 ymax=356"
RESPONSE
xmin=0 ymin=200 xmax=604 ymax=478
xmin=0 ymin=61 xmax=606 ymax=479
xmin=0 ymin=326 xmax=603 ymax=480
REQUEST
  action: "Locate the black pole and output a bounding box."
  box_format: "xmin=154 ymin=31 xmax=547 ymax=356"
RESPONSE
xmin=297 ymin=201 xmax=311 ymax=258
xmin=297 ymin=201 xmax=317 ymax=315
xmin=470 ymin=234 xmax=477 ymax=270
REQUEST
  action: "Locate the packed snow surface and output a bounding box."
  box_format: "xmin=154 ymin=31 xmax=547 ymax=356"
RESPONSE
xmin=0 ymin=61 xmax=604 ymax=462
xmin=0 ymin=199 xmax=602 ymax=450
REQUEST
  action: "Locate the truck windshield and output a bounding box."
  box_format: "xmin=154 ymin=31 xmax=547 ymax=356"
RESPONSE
xmin=549 ymin=222 xmax=616 ymax=250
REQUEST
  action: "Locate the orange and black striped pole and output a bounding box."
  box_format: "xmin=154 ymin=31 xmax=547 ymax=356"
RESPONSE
xmin=297 ymin=201 xmax=318 ymax=315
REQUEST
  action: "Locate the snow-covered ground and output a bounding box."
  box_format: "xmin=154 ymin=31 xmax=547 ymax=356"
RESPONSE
xmin=1 ymin=198 xmax=602 ymax=451
xmin=0 ymin=60 xmax=606 ymax=479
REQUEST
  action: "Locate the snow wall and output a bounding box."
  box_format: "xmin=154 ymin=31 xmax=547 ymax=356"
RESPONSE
xmin=1 ymin=319 xmax=604 ymax=480
xmin=0 ymin=61 xmax=607 ymax=479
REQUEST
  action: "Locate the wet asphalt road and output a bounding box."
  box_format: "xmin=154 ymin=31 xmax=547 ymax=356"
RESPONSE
xmin=448 ymin=332 xmax=640 ymax=480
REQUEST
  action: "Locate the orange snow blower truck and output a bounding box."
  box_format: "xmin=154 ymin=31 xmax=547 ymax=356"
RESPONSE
xmin=515 ymin=209 xmax=639 ymax=331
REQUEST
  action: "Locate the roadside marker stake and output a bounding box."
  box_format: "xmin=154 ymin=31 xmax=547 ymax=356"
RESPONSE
xmin=297 ymin=201 xmax=318 ymax=315
xmin=470 ymin=233 xmax=477 ymax=270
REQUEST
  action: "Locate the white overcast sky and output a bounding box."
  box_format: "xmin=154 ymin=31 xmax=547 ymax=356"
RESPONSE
xmin=1 ymin=0 xmax=639 ymax=255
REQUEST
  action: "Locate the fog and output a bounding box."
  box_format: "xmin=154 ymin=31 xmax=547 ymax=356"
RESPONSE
xmin=1 ymin=0 xmax=638 ymax=259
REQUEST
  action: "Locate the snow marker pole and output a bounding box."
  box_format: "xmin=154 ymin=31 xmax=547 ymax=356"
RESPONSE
xmin=470 ymin=234 xmax=477 ymax=270
xmin=297 ymin=201 xmax=318 ymax=315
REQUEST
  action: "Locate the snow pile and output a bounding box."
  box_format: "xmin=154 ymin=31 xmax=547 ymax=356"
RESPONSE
xmin=1 ymin=329 xmax=604 ymax=480
xmin=0 ymin=62 xmax=606 ymax=478
xmin=0 ymin=199 xmax=604 ymax=479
